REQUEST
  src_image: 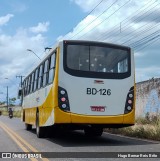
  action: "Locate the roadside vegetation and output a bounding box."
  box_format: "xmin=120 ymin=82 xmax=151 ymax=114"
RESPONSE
xmin=0 ymin=107 xmax=21 ymax=118
xmin=105 ymin=113 xmax=160 ymax=141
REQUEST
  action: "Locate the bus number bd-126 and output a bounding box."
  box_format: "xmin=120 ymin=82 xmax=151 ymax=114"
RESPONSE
xmin=86 ymin=88 xmax=111 ymax=95
xmin=19 ymin=40 xmax=135 ymax=138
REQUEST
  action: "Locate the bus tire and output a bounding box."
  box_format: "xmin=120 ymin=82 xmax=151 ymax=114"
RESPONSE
xmin=36 ymin=112 xmax=45 ymax=138
xmin=25 ymin=123 xmax=32 ymax=131
xmin=84 ymin=127 xmax=103 ymax=137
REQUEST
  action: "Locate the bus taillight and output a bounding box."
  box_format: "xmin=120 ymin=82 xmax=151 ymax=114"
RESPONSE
xmin=61 ymin=97 xmax=66 ymax=102
xmin=58 ymin=86 xmax=70 ymax=112
xmin=124 ymin=87 xmax=134 ymax=114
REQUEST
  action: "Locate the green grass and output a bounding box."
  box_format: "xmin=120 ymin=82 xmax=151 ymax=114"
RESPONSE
xmin=136 ymin=115 xmax=160 ymax=126
xmin=105 ymin=115 xmax=160 ymax=141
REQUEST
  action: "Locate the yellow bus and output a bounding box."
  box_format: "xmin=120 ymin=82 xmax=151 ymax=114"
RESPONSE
xmin=20 ymin=40 xmax=135 ymax=138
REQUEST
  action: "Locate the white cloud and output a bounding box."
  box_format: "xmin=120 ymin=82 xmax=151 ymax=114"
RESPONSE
xmin=58 ymin=14 xmax=99 ymax=40
xmin=71 ymin=0 xmax=102 ymax=12
xmin=29 ymin=22 xmax=50 ymax=33
xmin=69 ymin=0 xmax=158 ymax=41
xmin=0 ymin=28 xmax=47 ymax=87
xmin=60 ymin=0 xmax=160 ymax=83
xmin=0 ymin=14 xmax=49 ymax=101
xmin=0 ymin=14 xmax=14 ymax=26
xmin=59 ymin=1 xmax=131 ymax=41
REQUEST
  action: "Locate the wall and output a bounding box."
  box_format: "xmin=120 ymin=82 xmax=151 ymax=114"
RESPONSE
xmin=136 ymin=78 xmax=160 ymax=117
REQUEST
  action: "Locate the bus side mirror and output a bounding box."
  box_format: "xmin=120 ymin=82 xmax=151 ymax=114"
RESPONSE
xmin=18 ymin=89 xmax=22 ymax=99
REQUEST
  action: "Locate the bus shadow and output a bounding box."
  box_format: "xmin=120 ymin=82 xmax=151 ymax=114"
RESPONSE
xmin=31 ymin=129 xmax=158 ymax=147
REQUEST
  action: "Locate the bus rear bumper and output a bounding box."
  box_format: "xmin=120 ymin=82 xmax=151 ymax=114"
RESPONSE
xmin=54 ymin=107 xmax=135 ymax=126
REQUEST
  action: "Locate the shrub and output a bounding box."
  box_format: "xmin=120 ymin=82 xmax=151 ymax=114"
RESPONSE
xmin=105 ymin=115 xmax=160 ymax=141
xmin=136 ymin=117 xmax=149 ymax=124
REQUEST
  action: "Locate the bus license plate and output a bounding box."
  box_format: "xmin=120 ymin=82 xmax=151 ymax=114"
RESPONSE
xmin=90 ymin=106 xmax=106 ymax=112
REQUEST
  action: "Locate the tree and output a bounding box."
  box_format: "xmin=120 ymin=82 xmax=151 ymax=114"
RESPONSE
xmin=9 ymin=97 xmax=16 ymax=106
xmin=0 ymin=101 xmax=5 ymax=105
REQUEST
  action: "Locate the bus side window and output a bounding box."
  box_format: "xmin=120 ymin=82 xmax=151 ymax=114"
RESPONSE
xmin=27 ymin=76 xmax=31 ymax=94
xmin=23 ymin=80 xmax=25 ymax=96
xmin=25 ymin=80 xmax=27 ymax=95
xmin=25 ymin=78 xmax=28 ymax=95
xmin=34 ymin=68 xmax=38 ymax=91
xmin=43 ymin=59 xmax=49 ymax=87
xmin=30 ymin=72 xmax=35 ymax=93
xmin=48 ymin=53 xmax=55 ymax=84
xmin=38 ymin=64 xmax=43 ymax=89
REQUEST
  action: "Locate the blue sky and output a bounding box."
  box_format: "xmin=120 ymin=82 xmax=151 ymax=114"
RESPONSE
xmin=0 ymin=0 xmax=87 ymax=101
xmin=0 ymin=0 xmax=160 ymax=102
xmin=0 ymin=0 xmax=87 ymax=100
xmin=0 ymin=0 xmax=85 ymax=45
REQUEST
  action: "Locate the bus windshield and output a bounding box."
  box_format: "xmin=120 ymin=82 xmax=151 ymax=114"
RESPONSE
xmin=64 ymin=42 xmax=131 ymax=79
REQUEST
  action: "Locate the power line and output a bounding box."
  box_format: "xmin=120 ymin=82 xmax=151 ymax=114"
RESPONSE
xmin=77 ymin=0 xmax=132 ymax=40
xmin=96 ymin=0 xmax=157 ymax=41
xmin=67 ymin=0 xmax=105 ymax=39
xmin=134 ymin=35 xmax=160 ymax=52
xmin=92 ymin=1 xmax=160 ymax=54
xmin=108 ymin=2 xmax=160 ymax=43
xmin=69 ymin=0 xmax=118 ymax=39
xmin=48 ymin=0 xmax=159 ymax=55
xmin=84 ymin=0 xmax=105 ymax=17
xmin=121 ymin=16 xmax=160 ymax=45
xmin=129 ymin=31 xmax=159 ymax=50
xmin=98 ymin=0 xmax=159 ymax=42
xmin=130 ymin=30 xmax=159 ymax=46
xmin=48 ymin=0 xmax=105 ymax=46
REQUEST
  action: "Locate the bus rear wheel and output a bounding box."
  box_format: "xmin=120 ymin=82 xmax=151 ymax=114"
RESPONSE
xmin=36 ymin=112 xmax=45 ymax=138
xmin=84 ymin=126 xmax=103 ymax=137
xmin=25 ymin=123 xmax=32 ymax=131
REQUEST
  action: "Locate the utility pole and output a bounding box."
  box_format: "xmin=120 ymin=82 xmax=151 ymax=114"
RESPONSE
xmin=7 ymin=86 xmax=8 ymax=110
xmin=16 ymin=75 xmax=25 ymax=106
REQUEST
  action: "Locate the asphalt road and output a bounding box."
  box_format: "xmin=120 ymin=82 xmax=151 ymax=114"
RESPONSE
xmin=0 ymin=115 xmax=160 ymax=161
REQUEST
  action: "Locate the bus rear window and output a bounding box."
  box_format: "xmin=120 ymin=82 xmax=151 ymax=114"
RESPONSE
xmin=67 ymin=45 xmax=129 ymax=73
xmin=64 ymin=42 xmax=131 ymax=79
